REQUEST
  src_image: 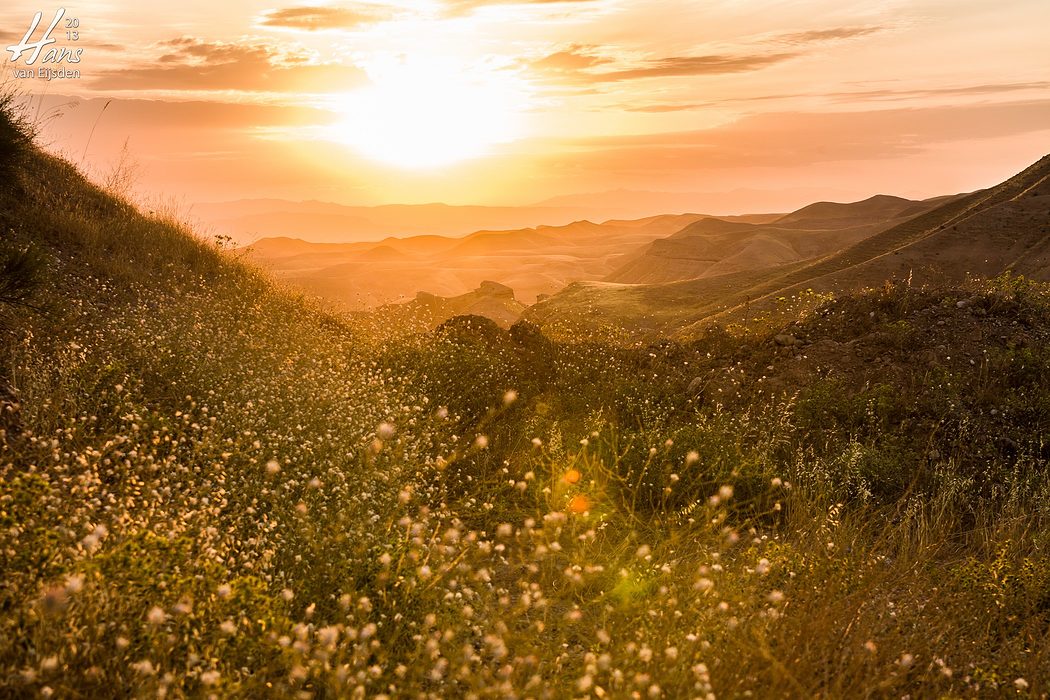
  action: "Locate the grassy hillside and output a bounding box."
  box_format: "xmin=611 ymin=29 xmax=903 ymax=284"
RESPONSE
xmin=529 ymin=156 xmax=1050 ymax=342
xmin=4 ymin=102 xmax=1050 ymax=697
xmin=605 ymin=195 xmax=956 ymax=286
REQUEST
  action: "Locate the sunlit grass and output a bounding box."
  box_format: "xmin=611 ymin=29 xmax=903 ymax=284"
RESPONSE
xmin=2 ymin=102 xmax=1050 ymax=697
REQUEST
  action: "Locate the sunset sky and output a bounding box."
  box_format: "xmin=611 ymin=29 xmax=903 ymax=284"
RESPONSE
xmin=4 ymin=0 xmax=1050 ymax=213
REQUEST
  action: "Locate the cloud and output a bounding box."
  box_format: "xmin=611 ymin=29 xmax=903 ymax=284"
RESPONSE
xmin=551 ymin=100 xmax=1050 ymax=172
xmin=529 ymin=23 xmax=886 ymax=88
xmin=259 ymin=4 xmax=394 ymax=31
xmin=446 ymin=0 xmax=600 ymax=14
xmin=529 ymin=45 xmax=797 ymax=85
xmin=592 ymin=52 xmax=797 ymax=82
xmin=530 ymin=44 xmax=611 ymax=73
xmin=777 ymin=26 xmax=884 ymax=44
xmin=624 ymin=103 xmax=705 ymax=113
xmin=616 ymin=80 xmax=1050 ymax=113
xmin=92 ymin=37 xmax=366 ymax=93
xmin=831 ymin=81 xmax=1050 ymax=103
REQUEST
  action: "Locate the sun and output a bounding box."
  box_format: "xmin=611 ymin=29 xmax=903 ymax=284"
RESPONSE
xmin=331 ymin=57 xmax=528 ymax=169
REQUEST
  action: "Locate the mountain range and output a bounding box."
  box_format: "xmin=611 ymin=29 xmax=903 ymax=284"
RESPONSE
xmin=525 ymin=154 xmax=1050 ymax=339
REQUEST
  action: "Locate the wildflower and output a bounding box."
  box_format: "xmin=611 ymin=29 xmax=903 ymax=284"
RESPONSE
xmin=377 ymin=422 xmax=396 ymax=440
xmin=281 ymin=588 xmax=294 ymax=601
xmin=219 ymin=620 xmax=237 ymax=635
xmin=1015 ymin=678 xmax=1029 ymax=690
xmin=686 ymin=450 xmax=700 ymax=465
xmin=216 ymin=584 xmax=232 ymax=599
xmin=767 ymin=590 xmax=784 ymax=604
xmin=146 ymin=606 xmax=167 ymax=625
xmin=131 ymin=660 xmax=156 ymax=675
xmin=563 ymin=468 xmax=581 ymax=485
xmin=475 ymin=435 xmax=489 ymax=449
xmin=898 ymin=653 xmax=914 ymax=668
xmin=531 ymin=437 xmax=542 ymax=448
xmin=503 ymin=390 xmax=518 ymax=405
xmin=568 ymin=494 xmax=591 ymax=514
xmin=317 ymin=626 xmax=340 ymax=647
xmin=65 ymin=574 xmax=84 ymax=594
xmin=200 ymin=670 xmax=220 ymax=686
xmin=40 ymin=656 xmax=59 ymax=672
xmin=265 ymin=460 xmax=281 ymax=475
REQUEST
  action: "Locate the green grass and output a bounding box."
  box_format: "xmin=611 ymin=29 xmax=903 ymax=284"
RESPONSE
xmin=2 ymin=104 xmax=1050 ymax=697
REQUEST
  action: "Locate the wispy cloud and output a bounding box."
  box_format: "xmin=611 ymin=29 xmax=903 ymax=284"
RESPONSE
xmin=447 ymin=0 xmax=601 ymax=12
xmin=92 ymin=37 xmax=366 ymax=93
xmin=528 ymin=23 xmax=887 ymax=87
xmin=259 ymin=4 xmax=395 ymax=31
xmin=776 ymin=26 xmax=884 ymax=44
xmin=592 ymin=52 xmax=797 ymax=82
xmin=618 ymin=80 xmax=1050 ymax=113
xmin=529 ymin=46 xmax=797 ymax=85
xmin=553 ymin=100 xmax=1050 ymax=172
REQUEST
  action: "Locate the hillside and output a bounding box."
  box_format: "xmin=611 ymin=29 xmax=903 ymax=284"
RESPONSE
xmin=373 ymin=280 xmax=527 ymax=329
xmin=241 ymin=214 xmax=710 ymax=309
xmin=528 ymin=155 xmax=1050 ymax=341
xmin=605 ymin=194 xmax=958 ymax=286
xmin=5 ymin=102 xmax=1050 ymax=697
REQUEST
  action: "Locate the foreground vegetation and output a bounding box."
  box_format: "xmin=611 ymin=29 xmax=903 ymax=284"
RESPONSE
xmin=2 ymin=102 xmax=1050 ymax=698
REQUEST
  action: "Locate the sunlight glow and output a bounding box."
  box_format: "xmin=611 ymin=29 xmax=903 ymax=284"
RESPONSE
xmin=331 ymin=57 xmax=529 ymax=169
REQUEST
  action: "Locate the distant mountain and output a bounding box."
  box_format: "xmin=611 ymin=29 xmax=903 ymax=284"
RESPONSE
xmin=242 ymin=214 xmax=712 ymax=308
xmin=372 ymin=281 xmax=527 ymax=329
xmin=533 ymin=187 xmax=859 ymax=218
xmin=196 ymin=198 xmax=771 ymax=246
xmin=526 ymin=155 xmax=1050 ymax=340
xmin=606 ymin=194 xmax=957 ymax=286
xmin=194 ymin=200 xmax=623 ymax=245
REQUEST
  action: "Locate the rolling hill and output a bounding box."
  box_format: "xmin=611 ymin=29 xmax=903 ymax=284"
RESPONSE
xmin=605 ymin=194 xmax=959 ymax=286
xmin=6 ymin=99 xmax=1050 ymax=698
xmin=240 ymin=213 xmax=738 ymax=310
xmin=526 ymin=154 xmax=1050 ymax=340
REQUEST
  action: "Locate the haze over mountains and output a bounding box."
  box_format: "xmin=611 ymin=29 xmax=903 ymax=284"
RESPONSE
xmin=240 ymin=154 xmax=1050 ymax=335
xmin=195 ymin=185 xmax=855 ymax=246
xmin=241 ymin=212 xmax=779 ymax=310
xmin=527 ymin=154 xmax=1050 ymax=338
xmin=605 ymin=195 xmax=960 ymax=286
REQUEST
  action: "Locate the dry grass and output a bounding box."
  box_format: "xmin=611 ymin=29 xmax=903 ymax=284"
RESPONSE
xmin=2 ymin=105 xmax=1050 ymax=698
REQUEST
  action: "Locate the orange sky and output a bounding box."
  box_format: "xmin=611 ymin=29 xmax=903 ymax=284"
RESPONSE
xmin=4 ymin=0 xmax=1050 ymax=213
